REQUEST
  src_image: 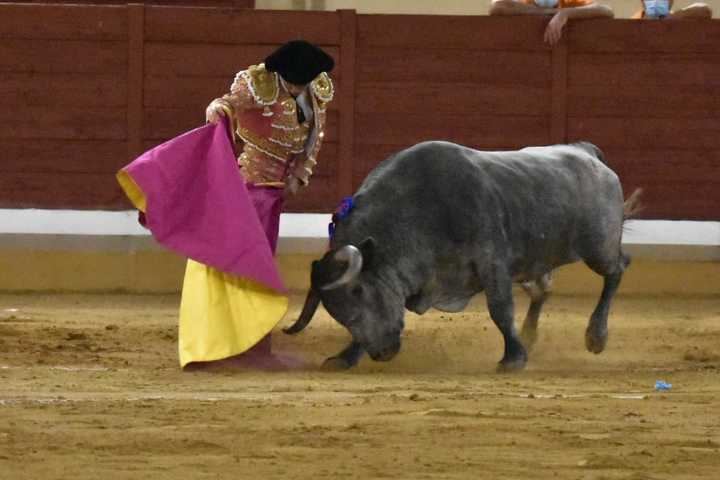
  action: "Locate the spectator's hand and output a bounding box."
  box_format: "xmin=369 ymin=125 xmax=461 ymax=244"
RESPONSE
xmin=205 ymin=100 xmax=226 ymax=124
xmin=544 ymin=9 xmax=568 ymax=45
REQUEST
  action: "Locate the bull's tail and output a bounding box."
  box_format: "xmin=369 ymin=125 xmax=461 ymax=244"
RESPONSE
xmin=623 ymin=188 xmax=643 ymax=221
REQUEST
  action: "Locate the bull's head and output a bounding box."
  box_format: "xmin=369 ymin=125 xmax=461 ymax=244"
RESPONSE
xmin=284 ymin=237 xmax=405 ymax=362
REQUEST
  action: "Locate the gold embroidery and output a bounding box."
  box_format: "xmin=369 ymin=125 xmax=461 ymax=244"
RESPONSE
xmin=238 ymin=144 xmax=289 ymax=185
xmin=237 ymin=127 xmax=290 ymax=162
xmin=227 ymin=70 xmax=334 ymax=189
xmin=311 ymin=72 xmax=334 ymax=103
xmin=281 ymin=98 xmax=297 ymax=116
xmin=243 ymin=64 xmax=279 ymax=106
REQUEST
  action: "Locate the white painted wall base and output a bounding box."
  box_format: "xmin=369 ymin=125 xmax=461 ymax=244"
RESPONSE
xmin=0 ymin=209 xmax=718 ymax=260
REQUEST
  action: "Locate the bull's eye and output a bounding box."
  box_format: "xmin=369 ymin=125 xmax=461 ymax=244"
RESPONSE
xmin=351 ymin=285 xmax=363 ymax=297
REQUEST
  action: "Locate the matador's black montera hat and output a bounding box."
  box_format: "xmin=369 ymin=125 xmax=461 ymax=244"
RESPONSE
xmin=265 ymin=40 xmax=335 ymax=85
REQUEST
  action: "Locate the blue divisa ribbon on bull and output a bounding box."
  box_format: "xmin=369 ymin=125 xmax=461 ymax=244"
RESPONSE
xmin=328 ymin=196 xmax=354 ymax=242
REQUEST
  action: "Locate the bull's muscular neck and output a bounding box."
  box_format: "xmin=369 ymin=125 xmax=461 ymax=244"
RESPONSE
xmin=371 ymin=261 xmax=409 ymax=301
xmin=386 ymin=252 xmax=432 ymax=303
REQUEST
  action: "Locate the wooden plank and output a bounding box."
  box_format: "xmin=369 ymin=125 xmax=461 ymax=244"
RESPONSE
xmin=568 ymin=53 xmax=720 ymax=87
xmin=143 ymin=108 xmax=339 ymax=142
xmin=0 ymin=173 xmax=127 ymax=210
xmin=283 ymin=177 xmax=337 ymax=213
xmin=336 ymin=9 xmax=356 ymax=200
xmin=605 ymin=149 xmax=720 ymax=219
xmin=144 ymin=75 xmax=341 ymax=112
xmin=9 ymin=0 xmax=253 ymax=4
xmin=356 ymin=83 xmax=548 ymax=116
xmin=613 ymin=182 xmax=719 ymax=221
xmin=351 ymin=144 xmax=403 ymax=189
xmin=145 ymin=7 xmax=341 ymax=44
xmin=357 ymin=15 xmax=550 ymax=51
xmin=567 ymin=19 xmax=720 ymax=53
xmin=144 ymin=76 xmax=230 ymax=107
xmin=0 ymin=106 xmax=126 ymax=140
xmin=137 ymin=140 xmax=337 ymax=178
xmin=550 ymin=38 xmax=567 ymax=143
xmin=605 ymin=148 xmax=720 ymax=183
xmin=144 ymin=43 xmax=280 ymax=77
xmin=568 ymin=85 xmax=720 ymax=118
xmin=0 ymin=73 xmax=126 ymax=107
xmin=144 ymin=43 xmax=340 ymax=78
xmin=357 ymin=48 xmax=551 ymax=84
xmin=353 ymin=146 xmax=720 ymax=183
xmin=127 ymin=4 xmax=145 ymax=161
xmin=0 ymin=40 xmax=127 ymax=74
xmin=136 ymin=0 xmax=254 ymax=5
xmin=568 ymin=117 xmax=720 ymax=149
xmin=351 ymin=144 xmax=398 ymax=175
xmin=2 ymin=158 xmax=710 ymax=218
xmin=355 ymin=114 xmax=550 ymax=148
xmin=142 ymin=108 xmax=214 ymax=139
xmin=349 ymin=147 xmax=719 ymax=220
xmin=0 ymin=4 xmax=127 ymax=40
xmin=313 ymin=142 xmax=337 ymax=178
xmin=0 ymin=140 xmax=128 ymax=174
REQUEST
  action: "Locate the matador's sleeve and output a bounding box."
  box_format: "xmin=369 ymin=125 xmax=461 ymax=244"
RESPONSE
xmin=288 ymin=72 xmax=334 ymax=187
xmin=205 ymin=69 xmax=262 ymax=133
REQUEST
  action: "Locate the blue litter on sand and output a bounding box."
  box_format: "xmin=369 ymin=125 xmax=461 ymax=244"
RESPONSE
xmin=655 ymin=380 xmax=672 ymax=391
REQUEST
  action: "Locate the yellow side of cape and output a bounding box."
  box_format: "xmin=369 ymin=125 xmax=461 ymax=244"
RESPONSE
xmin=178 ymin=259 xmax=289 ymax=367
xmin=116 ymin=170 xmax=147 ymax=213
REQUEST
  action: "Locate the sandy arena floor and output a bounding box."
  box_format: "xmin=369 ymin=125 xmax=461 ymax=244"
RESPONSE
xmin=0 ymin=291 xmax=719 ymax=479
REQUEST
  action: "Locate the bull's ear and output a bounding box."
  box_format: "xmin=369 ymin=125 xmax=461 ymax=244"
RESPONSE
xmin=358 ymin=237 xmax=376 ymax=271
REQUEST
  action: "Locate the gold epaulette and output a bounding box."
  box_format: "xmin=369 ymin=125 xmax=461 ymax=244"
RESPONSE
xmin=239 ymin=63 xmax=279 ymax=106
xmin=310 ymin=72 xmax=334 ymax=104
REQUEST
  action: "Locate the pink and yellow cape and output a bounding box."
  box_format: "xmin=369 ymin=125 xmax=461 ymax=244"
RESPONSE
xmin=117 ymin=119 xmax=288 ymax=367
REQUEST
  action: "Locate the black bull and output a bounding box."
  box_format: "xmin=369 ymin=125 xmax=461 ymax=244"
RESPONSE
xmin=284 ymin=141 xmax=641 ymax=371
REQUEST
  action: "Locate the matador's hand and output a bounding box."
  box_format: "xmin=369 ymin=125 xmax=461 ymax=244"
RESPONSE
xmin=205 ymin=100 xmax=227 ymax=124
xmin=284 ymin=176 xmax=302 ymax=198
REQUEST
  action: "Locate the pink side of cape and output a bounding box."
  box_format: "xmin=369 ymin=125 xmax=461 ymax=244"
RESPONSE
xmin=120 ymin=120 xmax=285 ymax=292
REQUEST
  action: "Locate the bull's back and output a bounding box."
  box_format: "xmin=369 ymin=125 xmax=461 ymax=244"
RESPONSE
xmin=347 ymin=141 xmax=623 ymax=270
xmin=357 ymin=141 xmax=621 ymax=225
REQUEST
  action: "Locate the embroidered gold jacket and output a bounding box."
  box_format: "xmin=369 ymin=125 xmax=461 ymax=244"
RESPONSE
xmin=209 ymin=63 xmax=334 ymax=187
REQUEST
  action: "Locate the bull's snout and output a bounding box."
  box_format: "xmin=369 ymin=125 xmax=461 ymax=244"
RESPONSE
xmin=368 ymin=339 xmax=401 ymax=362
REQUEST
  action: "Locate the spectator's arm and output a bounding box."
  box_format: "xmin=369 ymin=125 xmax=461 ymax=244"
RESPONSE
xmin=561 ymin=2 xmax=614 ymax=20
xmin=671 ymin=3 xmax=712 ymax=19
xmin=490 ymin=0 xmax=559 ymax=16
xmin=544 ymin=3 xmax=614 ymax=45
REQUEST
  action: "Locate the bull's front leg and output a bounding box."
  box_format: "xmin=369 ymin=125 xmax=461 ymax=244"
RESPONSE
xmin=486 ymin=265 xmax=527 ymax=371
xmin=322 ymin=341 xmax=365 ymax=371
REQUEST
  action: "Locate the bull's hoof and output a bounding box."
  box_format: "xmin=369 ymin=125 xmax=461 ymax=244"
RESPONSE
xmin=585 ymin=328 xmax=608 ymax=354
xmin=520 ymin=328 xmax=538 ymax=352
xmin=321 ymin=356 xmax=353 ymax=371
xmin=496 ymin=358 xmax=527 ymax=373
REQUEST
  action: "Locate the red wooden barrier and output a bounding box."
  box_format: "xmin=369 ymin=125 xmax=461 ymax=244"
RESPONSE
xmin=0 ymin=3 xmax=717 ymax=219
xmin=565 ymin=20 xmax=720 ymax=220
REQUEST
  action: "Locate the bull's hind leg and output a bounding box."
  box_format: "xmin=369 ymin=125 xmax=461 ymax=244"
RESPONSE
xmin=584 ymin=252 xmax=630 ymax=354
xmin=519 ymin=272 xmax=553 ymax=351
xmin=486 ymin=265 xmax=527 ymax=371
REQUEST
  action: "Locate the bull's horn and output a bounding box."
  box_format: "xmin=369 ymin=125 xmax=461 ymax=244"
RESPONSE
xmin=320 ymin=245 xmax=363 ymax=290
xmin=283 ymin=288 xmax=320 ymax=335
